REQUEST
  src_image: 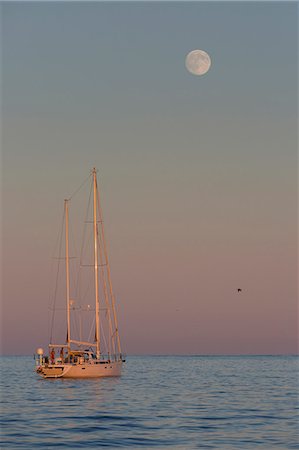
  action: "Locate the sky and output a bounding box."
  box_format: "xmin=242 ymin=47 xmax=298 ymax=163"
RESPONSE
xmin=1 ymin=1 xmax=298 ymax=355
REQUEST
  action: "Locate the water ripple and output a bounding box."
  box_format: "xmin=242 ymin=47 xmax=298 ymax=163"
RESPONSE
xmin=1 ymin=355 xmax=298 ymax=449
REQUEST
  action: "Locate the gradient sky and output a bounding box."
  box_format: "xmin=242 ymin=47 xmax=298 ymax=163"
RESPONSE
xmin=1 ymin=2 xmax=298 ymax=355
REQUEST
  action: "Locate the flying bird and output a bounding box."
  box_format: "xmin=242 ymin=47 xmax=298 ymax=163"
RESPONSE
xmin=237 ymin=288 xmax=242 ymax=293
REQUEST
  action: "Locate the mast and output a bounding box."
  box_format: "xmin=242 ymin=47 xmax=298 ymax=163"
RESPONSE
xmin=65 ymin=199 xmax=71 ymax=353
xmin=93 ymin=168 xmax=100 ymax=357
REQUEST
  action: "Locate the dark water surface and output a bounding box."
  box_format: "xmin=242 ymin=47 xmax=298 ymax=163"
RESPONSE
xmin=1 ymin=356 xmax=298 ymax=449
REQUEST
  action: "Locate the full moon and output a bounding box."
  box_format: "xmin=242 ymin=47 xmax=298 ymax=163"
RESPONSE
xmin=185 ymin=49 xmax=211 ymax=76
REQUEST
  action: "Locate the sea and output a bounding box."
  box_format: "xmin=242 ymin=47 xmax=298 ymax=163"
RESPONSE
xmin=1 ymin=355 xmax=298 ymax=449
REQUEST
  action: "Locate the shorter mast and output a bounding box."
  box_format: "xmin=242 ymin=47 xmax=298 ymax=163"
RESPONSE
xmin=65 ymin=199 xmax=71 ymax=354
xmin=93 ymin=168 xmax=101 ymax=358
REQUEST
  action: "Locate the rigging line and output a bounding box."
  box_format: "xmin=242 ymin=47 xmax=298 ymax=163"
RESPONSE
xmin=100 ymin=321 xmax=109 ymax=357
xmin=75 ymin=178 xmax=93 ymax=301
xmin=68 ymin=210 xmax=79 ymax=299
xmin=49 ymin=207 xmax=65 ymax=343
xmin=96 ymin=182 xmax=122 ymax=355
xmin=96 ymin=211 xmax=115 ymax=356
xmin=68 ymin=172 xmax=92 ymax=201
xmin=48 ymin=210 xmax=65 ymax=309
xmin=47 ymin=244 xmax=58 ymax=343
xmin=94 ymin=174 xmax=113 ymax=357
xmin=87 ymin=316 xmax=96 ymax=344
xmin=98 ymin=244 xmax=114 ymax=355
xmin=79 ymin=271 xmax=93 ymax=304
xmin=76 ymin=232 xmax=93 ymax=307
xmin=71 ymin=307 xmax=80 ymax=344
xmin=75 ymin=236 xmax=94 ymax=310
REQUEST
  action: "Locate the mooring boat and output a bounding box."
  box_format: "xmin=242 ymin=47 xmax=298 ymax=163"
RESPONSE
xmin=35 ymin=168 xmax=124 ymax=378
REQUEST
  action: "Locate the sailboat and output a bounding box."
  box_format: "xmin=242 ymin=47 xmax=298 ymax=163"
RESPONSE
xmin=35 ymin=168 xmax=124 ymax=378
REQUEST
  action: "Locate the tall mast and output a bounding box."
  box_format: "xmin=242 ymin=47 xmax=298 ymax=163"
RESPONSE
xmin=65 ymin=199 xmax=71 ymax=353
xmin=93 ymin=168 xmax=100 ymax=357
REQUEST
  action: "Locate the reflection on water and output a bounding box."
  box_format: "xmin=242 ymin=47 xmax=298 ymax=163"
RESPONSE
xmin=1 ymin=356 xmax=298 ymax=448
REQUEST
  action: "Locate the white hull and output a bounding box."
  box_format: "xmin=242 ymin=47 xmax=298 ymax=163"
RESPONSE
xmin=38 ymin=360 xmax=123 ymax=379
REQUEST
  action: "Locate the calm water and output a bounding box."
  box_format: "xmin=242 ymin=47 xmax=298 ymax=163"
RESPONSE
xmin=1 ymin=356 xmax=298 ymax=449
